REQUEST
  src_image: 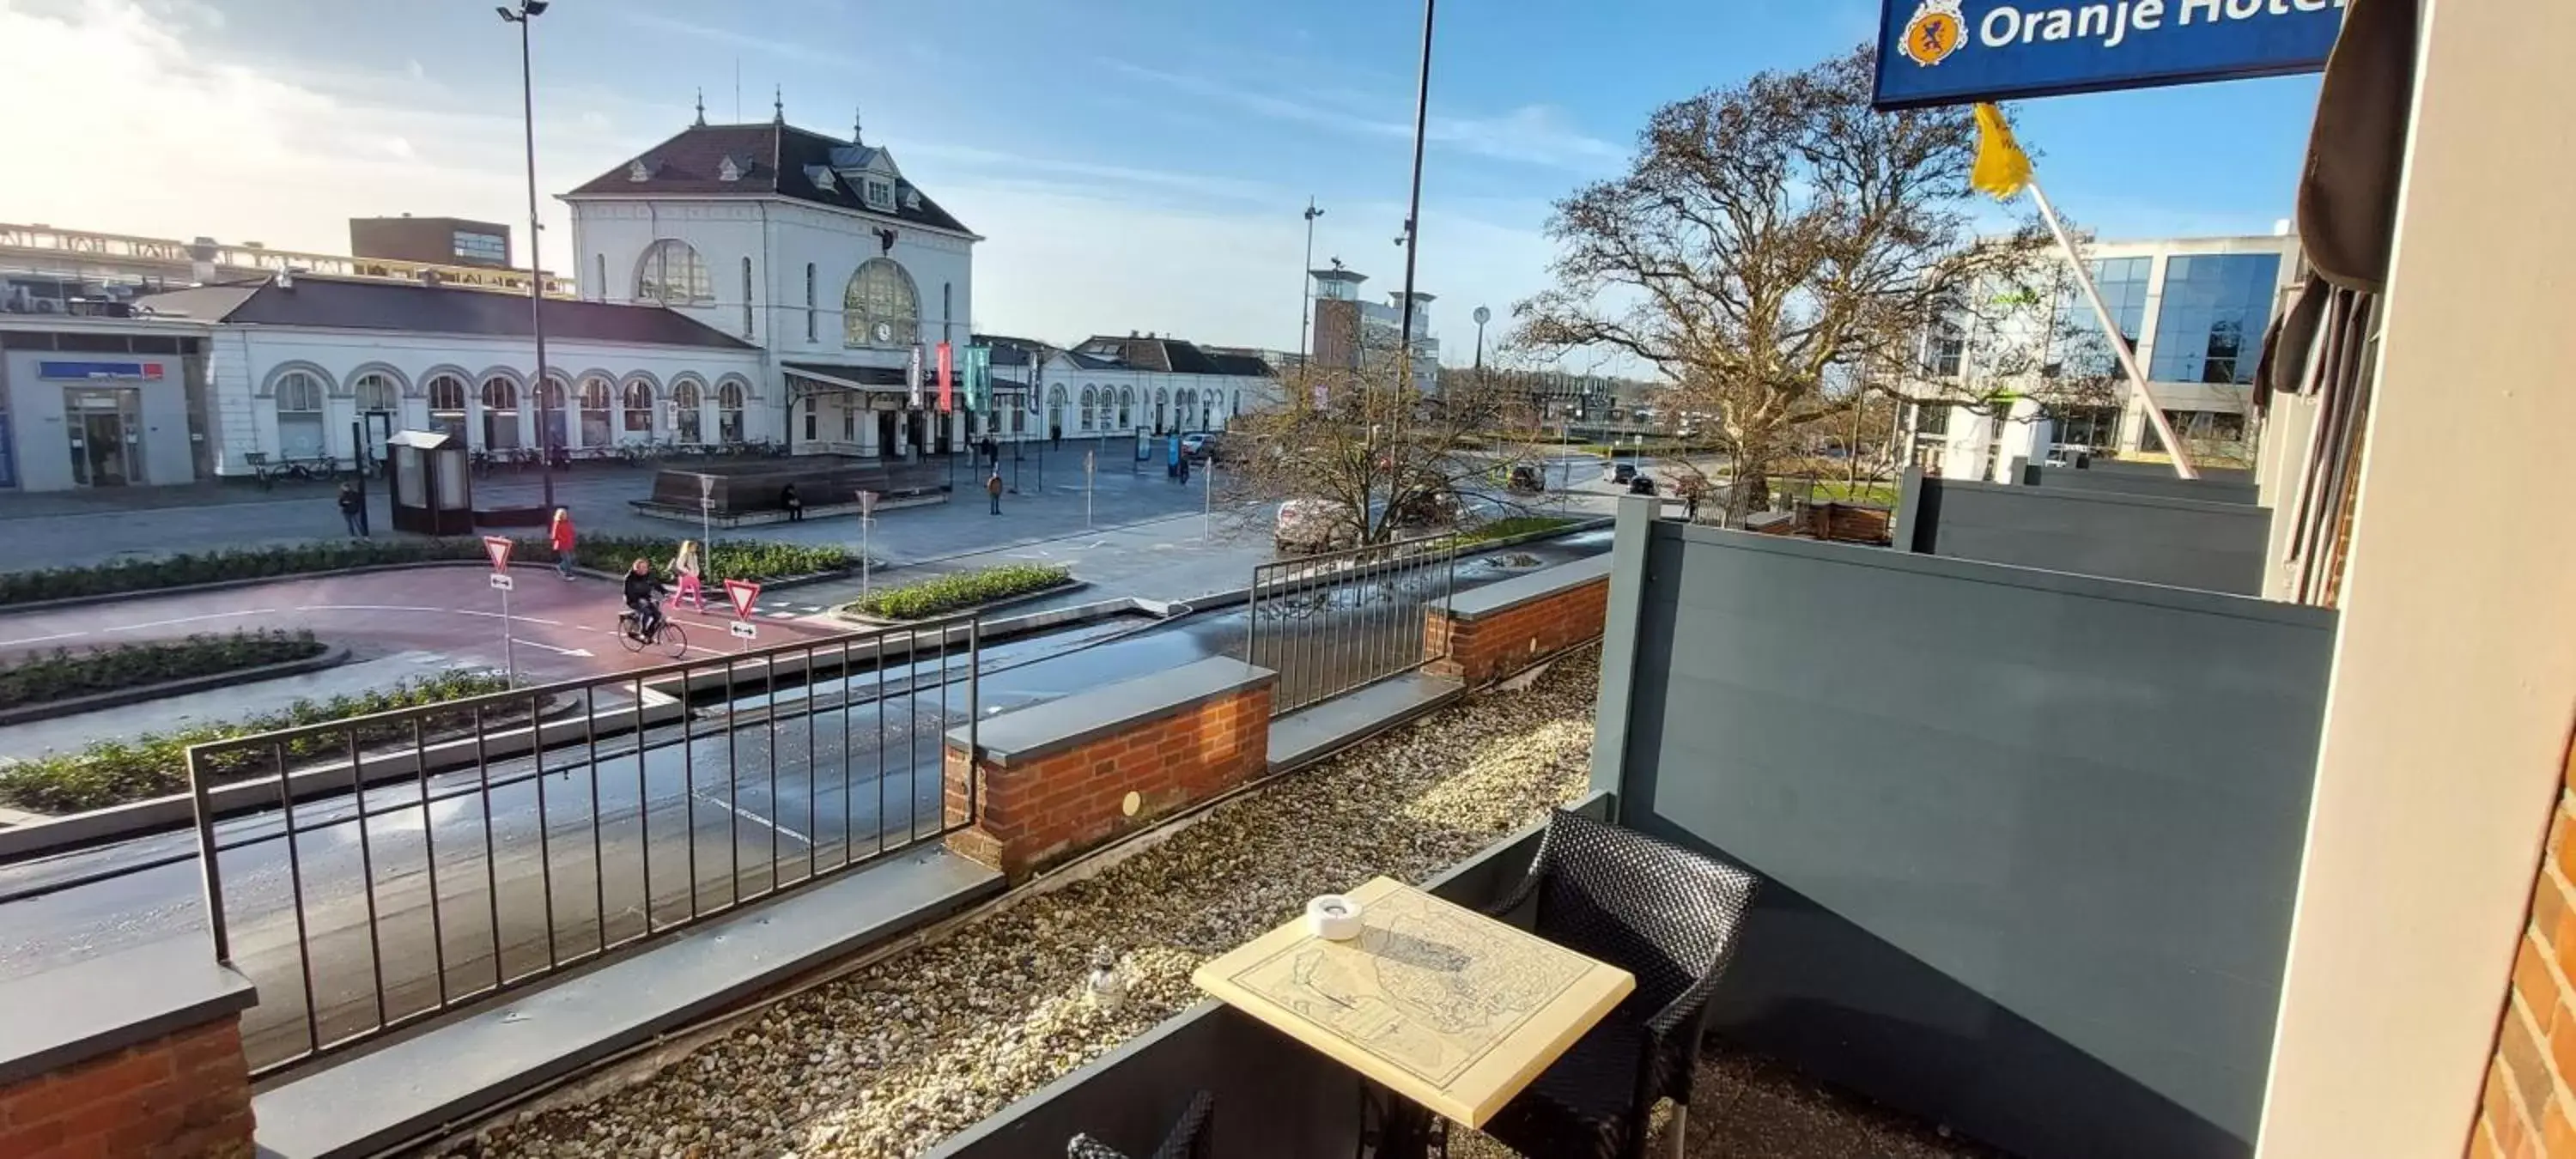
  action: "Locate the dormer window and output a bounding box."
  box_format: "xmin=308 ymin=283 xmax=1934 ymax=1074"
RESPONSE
xmin=628 ymin=159 xmax=652 ymax=182
xmin=864 ymin=178 xmax=894 ymax=211
xmin=718 ymin=155 xmax=742 ymax=183
xmin=902 ymin=188 xmax=921 ymax=210
xmin=808 ymin=166 xmax=837 ymax=192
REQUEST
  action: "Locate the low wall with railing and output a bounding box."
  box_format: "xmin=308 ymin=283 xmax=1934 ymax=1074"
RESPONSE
xmin=0 ymin=939 xmax=258 ymax=1158
xmin=944 ymin=658 xmax=1276 ymax=880
xmin=1421 ymin=555 xmax=1611 ymax=688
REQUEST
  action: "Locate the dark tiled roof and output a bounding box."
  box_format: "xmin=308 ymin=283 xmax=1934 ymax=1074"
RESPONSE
xmin=1206 ymin=352 xmax=1275 ymax=378
xmin=1074 ymin=335 xmax=1254 ymax=376
xmin=567 ymin=122 xmax=974 ymax=236
xmin=134 ymin=276 xmax=755 ymax=349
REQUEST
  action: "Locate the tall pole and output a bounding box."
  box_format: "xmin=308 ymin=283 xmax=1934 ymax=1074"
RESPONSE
xmin=1394 ymin=0 xmax=1436 ymax=400
xmin=503 ymin=1 xmax=556 ymax=508
xmin=1297 ymin=199 xmax=1323 ymax=368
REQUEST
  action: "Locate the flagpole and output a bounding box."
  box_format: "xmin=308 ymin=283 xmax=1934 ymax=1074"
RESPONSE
xmin=2024 ymin=179 xmax=2199 ymax=480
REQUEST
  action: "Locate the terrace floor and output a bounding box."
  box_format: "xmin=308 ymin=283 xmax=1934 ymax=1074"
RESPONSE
xmin=434 ymin=646 xmax=1988 ymax=1159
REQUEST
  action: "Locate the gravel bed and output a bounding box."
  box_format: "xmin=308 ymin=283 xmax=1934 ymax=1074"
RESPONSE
xmin=438 ymin=647 xmax=1604 ymax=1159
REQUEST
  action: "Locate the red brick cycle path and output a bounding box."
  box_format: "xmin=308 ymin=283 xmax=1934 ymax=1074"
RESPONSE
xmin=0 ymin=566 xmax=848 ymax=687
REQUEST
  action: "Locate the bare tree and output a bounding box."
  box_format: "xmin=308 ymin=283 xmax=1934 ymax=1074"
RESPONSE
xmin=1218 ymin=352 xmax=1542 ymax=548
xmin=1511 ymin=45 xmax=2047 ymax=523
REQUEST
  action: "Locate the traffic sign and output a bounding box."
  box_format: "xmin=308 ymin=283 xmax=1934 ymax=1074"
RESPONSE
xmin=729 ymin=621 xmax=759 ymax=640
xmin=724 ymin=578 xmax=762 ymax=619
xmin=489 ymin=572 xmax=514 ymax=592
xmin=483 ymin=536 xmax=513 ymax=571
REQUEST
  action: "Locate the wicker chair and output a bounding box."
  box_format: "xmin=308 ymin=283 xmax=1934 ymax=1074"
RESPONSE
xmin=1479 ymin=809 xmax=1760 ymax=1159
xmin=1066 ymin=1089 xmax=1213 ymax=1159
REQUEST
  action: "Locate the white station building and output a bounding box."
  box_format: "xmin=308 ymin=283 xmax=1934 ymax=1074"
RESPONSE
xmin=0 ymin=106 xmax=1276 ymax=491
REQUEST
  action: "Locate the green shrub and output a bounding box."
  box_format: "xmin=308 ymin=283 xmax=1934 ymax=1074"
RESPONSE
xmin=845 ymin=564 xmax=1072 ymax=621
xmin=0 ymin=629 xmax=325 ymax=709
xmin=522 ymin=535 xmax=853 ymax=584
xmin=0 ymin=669 xmax=514 ymax=815
xmin=1441 ymin=516 xmax=1576 ymax=549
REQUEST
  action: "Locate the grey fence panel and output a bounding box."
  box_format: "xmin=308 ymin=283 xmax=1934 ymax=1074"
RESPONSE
xmin=1245 ymin=536 xmax=1457 ymax=715
xmin=1604 ymin=522 xmax=2334 ymax=1159
xmin=1911 ymin=474 xmax=2273 ymax=595
xmin=2032 ymin=462 xmax=2261 ymax=506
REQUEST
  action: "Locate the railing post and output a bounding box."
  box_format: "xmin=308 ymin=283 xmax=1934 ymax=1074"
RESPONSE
xmin=185 ymin=745 xmax=231 ymax=963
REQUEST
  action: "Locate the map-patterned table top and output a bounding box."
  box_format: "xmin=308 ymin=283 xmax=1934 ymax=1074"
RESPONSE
xmin=1191 ymin=876 xmax=1635 ymax=1128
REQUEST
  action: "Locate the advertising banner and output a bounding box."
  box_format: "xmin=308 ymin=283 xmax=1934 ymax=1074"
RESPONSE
xmin=1872 ymin=0 xmax=2343 ymax=109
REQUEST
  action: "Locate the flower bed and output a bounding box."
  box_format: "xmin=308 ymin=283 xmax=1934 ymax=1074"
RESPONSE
xmin=0 ymin=537 xmax=854 ymax=608
xmin=841 ymin=563 xmax=1072 ymax=621
xmin=0 ymin=629 xmax=325 ymax=710
xmin=0 ymin=669 xmax=513 ymax=815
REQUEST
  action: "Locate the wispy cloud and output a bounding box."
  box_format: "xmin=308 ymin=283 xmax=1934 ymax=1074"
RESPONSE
xmin=901 ymin=143 xmax=1285 ymax=207
xmin=611 ymin=9 xmax=863 ymax=70
xmin=1098 ymin=58 xmax=1622 ymax=172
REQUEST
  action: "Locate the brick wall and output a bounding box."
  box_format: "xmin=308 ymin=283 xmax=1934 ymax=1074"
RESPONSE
xmin=1422 ymin=573 xmax=1608 ymax=689
xmin=2472 ymin=741 xmax=2576 ymax=1158
xmin=945 ymin=683 xmax=1273 ymax=880
xmin=0 ymin=1017 xmax=255 ymax=1159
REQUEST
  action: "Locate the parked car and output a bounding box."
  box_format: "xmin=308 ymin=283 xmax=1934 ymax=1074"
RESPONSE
xmin=1626 ymin=475 xmax=1659 ymax=495
xmin=1605 ymin=461 xmax=1639 ymax=485
xmin=1180 ymin=432 xmax=1223 ymax=462
xmin=1274 ymin=498 xmax=1359 ymax=555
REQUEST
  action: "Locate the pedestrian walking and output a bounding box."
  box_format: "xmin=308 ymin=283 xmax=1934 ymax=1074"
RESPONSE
xmin=981 ymin=434 xmax=999 ymax=465
xmin=337 ymin=482 xmax=368 ymax=538
xmin=668 ymin=538 xmax=707 ymax=611
xmin=986 ymin=469 xmax=1004 ymax=515
xmin=550 ymin=507 xmax=577 ymax=580
xmin=781 ymin=482 xmax=804 ymax=523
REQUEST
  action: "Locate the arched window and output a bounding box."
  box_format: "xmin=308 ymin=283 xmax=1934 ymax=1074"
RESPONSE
xmin=740 ymin=256 xmax=755 ymax=337
xmin=593 ymin=253 xmax=606 ymax=301
xmin=1048 ymin=385 xmax=1067 ymax=437
xmin=1177 ymin=389 xmax=1197 ymax=430
xmin=480 ymin=377 xmax=520 ymax=450
xmin=353 ymin=373 xmax=397 ymax=413
xmin=717 ymin=380 xmax=747 ymax=444
xmin=274 ymin=371 xmax=326 ymax=458
xmin=671 ymin=379 xmax=704 ymax=444
xmin=1117 ymin=386 xmax=1134 ymax=429
xmin=622 ymin=379 xmax=655 ymax=436
xmin=1079 ymin=385 xmax=1097 ymax=431
xmin=843 ymin=258 xmax=920 ymax=347
xmin=1155 ymin=386 xmax=1170 ymax=432
xmin=428 ymin=373 xmax=468 ymax=440
xmin=635 ymin=239 xmax=710 ymax=305
xmin=804 ymin=263 xmax=817 ymax=342
xmin=577 ymin=376 xmax=613 ymax=447
xmin=538 ymin=374 xmax=568 ymax=452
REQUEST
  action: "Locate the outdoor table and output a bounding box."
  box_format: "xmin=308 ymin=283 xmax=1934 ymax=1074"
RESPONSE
xmin=1192 ymin=875 xmax=1634 ymax=1156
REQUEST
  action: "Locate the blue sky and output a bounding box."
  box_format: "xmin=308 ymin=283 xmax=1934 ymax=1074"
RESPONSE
xmin=0 ymin=0 xmax=2321 ymax=367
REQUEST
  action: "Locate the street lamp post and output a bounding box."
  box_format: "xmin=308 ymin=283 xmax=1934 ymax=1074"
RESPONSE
xmin=1393 ymin=0 xmax=1436 ymax=401
xmin=498 ymin=0 xmax=556 ymax=510
xmin=1472 ymin=304 xmax=1489 ymax=373
xmin=1297 ymin=199 xmax=1323 ymax=370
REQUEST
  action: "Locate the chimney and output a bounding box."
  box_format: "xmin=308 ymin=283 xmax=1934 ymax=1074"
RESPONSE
xmin=186 ymin=236 xmax=219 ymax=286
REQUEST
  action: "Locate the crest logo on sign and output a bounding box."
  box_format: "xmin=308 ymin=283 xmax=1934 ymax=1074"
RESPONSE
xmin=1900 ymin=0 xmax=1966 ymax=66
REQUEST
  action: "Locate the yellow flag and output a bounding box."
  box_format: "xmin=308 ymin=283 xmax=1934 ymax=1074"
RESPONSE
xmin=1971 ymin=102 xmax=2032 ymax=200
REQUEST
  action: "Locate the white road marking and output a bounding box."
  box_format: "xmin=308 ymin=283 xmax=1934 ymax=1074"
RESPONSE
xmin=692 ymin=790 xmax=811 ymax=846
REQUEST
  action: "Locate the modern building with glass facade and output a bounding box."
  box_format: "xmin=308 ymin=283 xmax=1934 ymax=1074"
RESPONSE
xmin=1899 ymin=233 xmax=2305 ymax=476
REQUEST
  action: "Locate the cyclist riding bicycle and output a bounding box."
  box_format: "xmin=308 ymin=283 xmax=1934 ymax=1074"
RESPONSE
xmin=623 ymin=558 xmax=668 ymax=640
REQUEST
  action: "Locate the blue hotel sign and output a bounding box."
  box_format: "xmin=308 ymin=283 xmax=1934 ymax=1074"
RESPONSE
xmin=1873 ymin=0 xmax=2346 ymax=109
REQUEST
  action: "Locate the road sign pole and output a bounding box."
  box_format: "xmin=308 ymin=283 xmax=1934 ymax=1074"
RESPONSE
xmin=483 ymin=536 xmax=519 ymax=687
xmin=501 ymin=581 xmax=515 ymax=687
xmin=1085 ymin=450 xmax=1096 ymax=530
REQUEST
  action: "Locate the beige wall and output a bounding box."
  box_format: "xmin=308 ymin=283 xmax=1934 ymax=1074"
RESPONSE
xmin=2257 ymin=1 xmax=2576 ymax=1155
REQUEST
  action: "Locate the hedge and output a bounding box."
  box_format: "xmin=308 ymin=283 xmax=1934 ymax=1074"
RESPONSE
xmin=0 ymin=628 xmax=325 ymax=710
xmin=0 ymin=669 xmax=513 ymax=815
xmin=845 ymin=564 xmax=1072 ymax=621
xmin=0 ymin=536 xmax=854 ymax=607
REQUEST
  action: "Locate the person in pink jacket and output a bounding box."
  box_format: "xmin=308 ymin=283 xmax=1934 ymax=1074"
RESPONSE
xmin=549 ymin=508 xmax=577 ymax=580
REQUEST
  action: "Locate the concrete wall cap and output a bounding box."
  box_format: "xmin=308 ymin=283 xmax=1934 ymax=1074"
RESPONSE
xmin=947 ymin=657 xmax=1277 ymax=768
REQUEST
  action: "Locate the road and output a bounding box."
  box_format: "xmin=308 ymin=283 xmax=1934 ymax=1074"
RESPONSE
xmin=0 ymin=531 xmax=1612 ymax=1071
